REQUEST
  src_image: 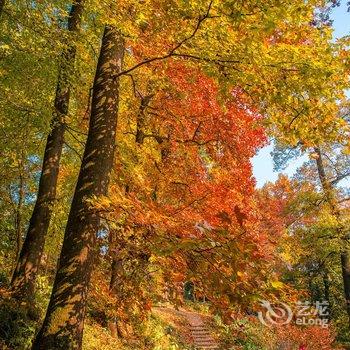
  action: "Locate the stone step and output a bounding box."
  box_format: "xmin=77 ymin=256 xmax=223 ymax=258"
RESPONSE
xmin=194 ymin=341 xmax=218 ymax=345
xmin=194 ymin=339 xmax=217 ymax=343
xmin=192 ymin=334 xmax=212 ymax=338
xmin=192 ymin=336 xmax=213 ymax=340
xmin=190 ymin=327 xmax=207 ymax=330
xmin=179 ymin=309 xmax=219 ymax=350
xmin=194 ymin=343 xmax=218 ymax=347
xmin=190 ymin=329 xmax=209 ymax=334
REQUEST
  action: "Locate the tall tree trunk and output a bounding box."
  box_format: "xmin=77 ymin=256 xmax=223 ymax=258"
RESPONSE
xmin=32 ymin=26 xmax=124 ymax=350
xmin=10 ymin=1 xmax=84 ymax=301
xmin=314 ymin=147 xmax=350 ymax=328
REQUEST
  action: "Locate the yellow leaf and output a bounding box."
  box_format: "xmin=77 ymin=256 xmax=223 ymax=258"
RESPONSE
xmin=271 ymin=281 xmax=284 ymax=289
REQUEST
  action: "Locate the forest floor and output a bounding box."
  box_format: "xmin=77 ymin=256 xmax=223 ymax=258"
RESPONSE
xmin=154 ymin=306 xmax=219 ymax=349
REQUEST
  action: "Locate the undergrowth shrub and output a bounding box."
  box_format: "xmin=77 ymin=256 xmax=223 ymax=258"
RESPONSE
xmin=83 ymin=311 xmax=193 ymax=350
xmin=0 ymin=298 xmax=37 ymax=349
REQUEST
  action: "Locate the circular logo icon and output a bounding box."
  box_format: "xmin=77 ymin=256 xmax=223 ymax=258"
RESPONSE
xmin=258 ymin=300 xmax=293 ymax=326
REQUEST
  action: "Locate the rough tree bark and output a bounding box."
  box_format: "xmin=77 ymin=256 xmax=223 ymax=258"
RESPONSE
xmin=32 ymin=25 xmax=124 ymax=350
xmin=314 ymin=147 xmax=350 ymax=328
xmin=10 ymin=1 xmax=84 ymax=301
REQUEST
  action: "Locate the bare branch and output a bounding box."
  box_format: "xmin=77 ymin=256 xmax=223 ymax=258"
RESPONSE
xmin=63 ymin=141 xmax=82 ymax=160
xmin=331 ymin=171 xmax=350 ymax=186
xmin=114 ymin=1 xmax=216 ymax=78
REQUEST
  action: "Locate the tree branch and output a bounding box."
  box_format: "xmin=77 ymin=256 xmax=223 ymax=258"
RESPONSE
xmin=113 ymin=1 xmax=216 ymax=78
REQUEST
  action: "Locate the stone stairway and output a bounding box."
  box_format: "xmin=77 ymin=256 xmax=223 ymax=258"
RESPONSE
xmin=180 ymin=310 xmax=219 ymax=350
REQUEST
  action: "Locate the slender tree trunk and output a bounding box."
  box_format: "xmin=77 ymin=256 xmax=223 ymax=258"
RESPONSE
xmin=10 ymin=1 xmax=84 ymax=301
xmin=323 ymin=270 xmax=331 ymax=320
xmin=135 ymin=94 xmax=152 ymax=144
xmin=32 ymin=26 xmax=124 ymax=350
xmin=107 ymin=96 xmax=152 ymax=338
xmin=323 ymin=272 xmax=330 ymax=304
xmin=108 ymin=229 xmax=124 ymax=338
xmin=314 ymin=147 xmax=350 ymax=328
xmin=109 ymin=256 xmax=123 ymax=292
xmin=0 ymin=0 xmax=5 ymax=18
xmin=14 ymin=172 xmax=24 ymax=264
xmin=109 ymin=226 xmax=125 ymax=293
xmin=342 ymin=252 xmax=350 ymax=328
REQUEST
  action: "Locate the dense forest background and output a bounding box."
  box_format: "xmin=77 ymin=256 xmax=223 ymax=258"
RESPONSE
xmin=0 ymin=0 xmax=350 ymax=349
